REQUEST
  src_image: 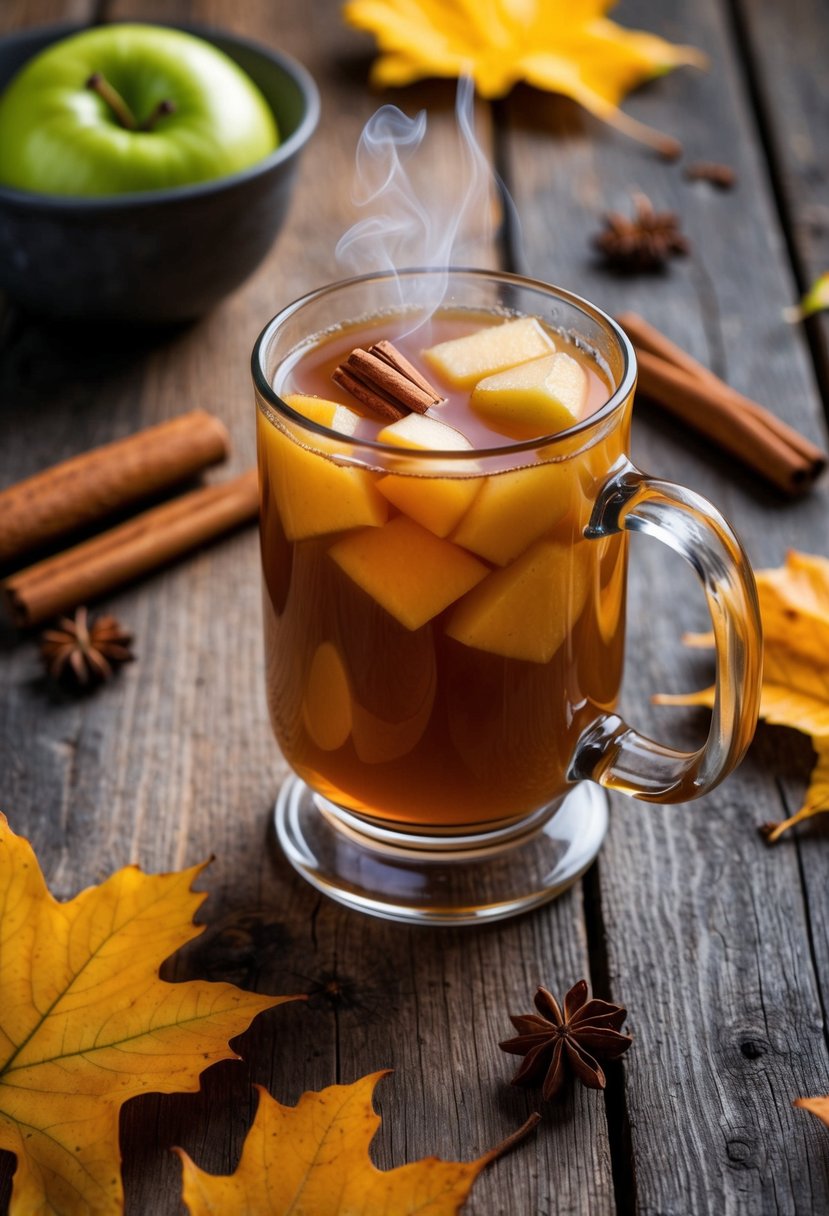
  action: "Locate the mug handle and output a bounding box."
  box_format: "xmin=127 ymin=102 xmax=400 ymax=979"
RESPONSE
xmin=569 ymin=461 xmax=763 ymax=802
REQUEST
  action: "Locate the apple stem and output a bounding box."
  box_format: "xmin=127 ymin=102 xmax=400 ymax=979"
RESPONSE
xmin=86 ymin=73 xmax=137 ymax=130
xmin=86 ymin=74 xmax=177 ymax=133
xmin=139 ymin=99 xmax=177 ymax=132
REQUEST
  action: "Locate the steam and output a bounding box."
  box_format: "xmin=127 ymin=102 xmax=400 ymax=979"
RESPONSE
xmin=335 ymin=77 xmax=514 ymax=311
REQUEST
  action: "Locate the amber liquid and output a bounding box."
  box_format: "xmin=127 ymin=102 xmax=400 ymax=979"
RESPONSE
xmin=258 ymin=309 xmax=631 ymax=831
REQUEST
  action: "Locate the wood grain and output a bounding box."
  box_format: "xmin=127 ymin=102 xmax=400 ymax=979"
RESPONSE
xmin=1 ymin=0 xmax=828 ymax=1213
xmin=502 ymin=0 xmax=829 ymax=1210
xmin=0 ymin=1 xmax=610 ymax=1214
xmin=725 ymin=1 xmax=829 ymax=1073
xmin=730 ymin=0 xmax=829 ymax=402
xmin=0 ymin=0 xmax=91 ymax=25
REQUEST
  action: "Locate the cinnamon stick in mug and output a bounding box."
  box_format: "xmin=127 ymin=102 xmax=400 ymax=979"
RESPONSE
xmin=2 ymin=470 xmax=258 ymax=628
xmin=0 ymin=410 xmax=230 ymax=566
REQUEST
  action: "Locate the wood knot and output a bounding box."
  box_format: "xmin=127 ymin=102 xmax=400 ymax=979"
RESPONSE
xmin=192 ymin=912 xmax=292 ymax=989
xmin=307 ymin=971 xmax=358 ymax=1011
xmin=304 ymin=958 xmax=399 ymax=1025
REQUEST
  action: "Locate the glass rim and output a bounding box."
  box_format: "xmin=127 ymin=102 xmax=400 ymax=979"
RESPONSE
xmin=251 ymin=267 xmax=637 ymax=460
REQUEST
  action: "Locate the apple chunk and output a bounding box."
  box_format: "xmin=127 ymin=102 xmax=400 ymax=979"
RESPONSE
xmin=378 ymin=412 xmax=471 ymax=452
xmin=446 ymin=538 xmax=591 ymax=663
xmin=471 ymin=352 xmax=587 ymax=439
xmin=450 ymin=458 xmax=584 ymax=566
xmin=329 ymin=515 xmax=488 ymax=630
xmin=376 ymin=413 xmax=483 ymax=537
xmin=351 ymin=670 xmax=436 ymax=764
xmin=302 ymin=642 xmax=352 ymax=751
xmin=423 ymin=317 xmax=555 ymax=388
xmin=282 ymin=393 xmax=362 ymax=444
xmin=258 ymin=395 xmax=387 ymax=542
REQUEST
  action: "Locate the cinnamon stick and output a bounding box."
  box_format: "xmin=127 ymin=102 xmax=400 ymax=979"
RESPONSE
xmin=346 ymin=349 xmax=437 ymax=414
xmin=2 ymin=470 xmax=258 ymax=628
xmin=0 ymin=410 xmax=230 ymax=566
xmin=333 ymin=341 xmax=443 ymax=420
xmin=331 ymin=366 xmax=407 ymax=421
xmin=369 ymin=340 xmax=444 ymax=400
xmin=618 ymin=312 xmax=827 ymax=494
xmin=621 ymin=311 xmax=813 ymax=454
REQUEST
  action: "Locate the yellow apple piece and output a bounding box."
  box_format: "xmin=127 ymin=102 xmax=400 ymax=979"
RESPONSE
xmin=351 ymin=666 xmax=436 ymax=764
xmin=376 ymin=412 xmax=483 ymax=537
xmin=423 ymin=317 xmax=555 ymax=387
xmin=446 ymin=537 xmax=591 ymax=663
xmin=377 ymin=411 xmax=472 ymax=451
xmin=344 ymin=607 xmax=436 ymax=762
xmin=351 ymin=697 xmax=433 ymax=764
xmin=594 ymin=533 xmax=628 ymax=645
xmin=329 ymin=515 xmax=488 ymax=630
xmin=259 ymin=395 xmax=387 ymax=542
xmin=470 ymin=352 xmax=588 ymax=439
xmin=282 ymin=392 xmax=364 ymax=444
xmin=451 ymin=457 xmax=585 ymax=566
xmin=302 ymin=642 xmax=352 ymax=751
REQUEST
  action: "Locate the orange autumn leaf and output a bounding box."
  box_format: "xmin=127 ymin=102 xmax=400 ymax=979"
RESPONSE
xmin=654 ymin=551 xmax=829 ymax=841
xmin=177 ymin=1072 xmax=539 ymax=1215
xmin=795 ymin=1096 xmax=829 ymax=1128
xmin=344 ymin=0 xmax=706 ymax=155
xmin=0 ymin=813 xmax=293 ymax=1216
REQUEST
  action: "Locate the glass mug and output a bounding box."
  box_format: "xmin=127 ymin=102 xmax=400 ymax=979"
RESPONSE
xmin=252 ymin=269 xmax=762 ymax=924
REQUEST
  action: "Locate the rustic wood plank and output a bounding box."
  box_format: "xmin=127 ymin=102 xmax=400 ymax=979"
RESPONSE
xmin=729 ymin=0 xmax=829 ymax=404
xmin=0 ymin=7 xmax=99 ymax=1211
xmin=502 ymin=0 xmax=829 ymax=1210
xmin=727 ymin=0 xmax=829 ymax=1062
xmin=0 ymin=0 xmax=92 ymax=28
xmin=0 ymin=2 xmax=615 ymax=1214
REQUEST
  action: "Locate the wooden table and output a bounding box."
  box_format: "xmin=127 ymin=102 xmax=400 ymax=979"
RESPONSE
xmin=2 ymin=1 xmax=828 ymax=1212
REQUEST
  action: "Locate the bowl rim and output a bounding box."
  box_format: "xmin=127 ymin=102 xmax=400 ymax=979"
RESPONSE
xmin=0 ymin=19 xmax=321 ymax=210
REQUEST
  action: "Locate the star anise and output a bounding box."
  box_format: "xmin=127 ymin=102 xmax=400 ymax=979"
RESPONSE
xmin=40 ymin=607 xmax=134 ymax=691
xmin=592 ymin=193 xmax=689 ymax=272
xmin=499 ymin=980 xmax=632 ymax=1100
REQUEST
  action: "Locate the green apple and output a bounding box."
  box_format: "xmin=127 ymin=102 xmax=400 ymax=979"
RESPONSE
xmin=0 ymin=24 xmax=279 ymax=196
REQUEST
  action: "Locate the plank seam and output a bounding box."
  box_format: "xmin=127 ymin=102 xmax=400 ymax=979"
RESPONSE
xmin=782 ymin=779 xmax=829 ymax=1057
xmin=582 ymin=860 xmax=638 ymax=1216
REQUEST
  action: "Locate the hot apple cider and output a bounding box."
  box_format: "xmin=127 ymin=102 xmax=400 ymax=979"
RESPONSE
xmin=257 ymin=309 xmax=631 ymax=831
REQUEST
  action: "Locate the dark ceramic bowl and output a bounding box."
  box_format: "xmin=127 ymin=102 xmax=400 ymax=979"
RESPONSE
xmin=0 ymin=23 xmax=319 ymax=323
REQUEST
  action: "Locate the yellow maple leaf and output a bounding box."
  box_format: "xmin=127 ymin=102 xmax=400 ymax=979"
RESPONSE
xmin=795 ymin=1096 xmax=829 ymax=1128
xmin=0 ymin=813 xmax=294 ymax=1216
xmin=654 ymin=551 xmax=829 ymax=841
xmin=344 ymin=0 xmax=706 ymax=155
xmin=177 ymin=1072 xmax=539 ymax=1215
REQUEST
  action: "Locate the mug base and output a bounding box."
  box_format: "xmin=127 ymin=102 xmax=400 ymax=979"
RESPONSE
xmin=273 ymin=777 xmax=609 ymax=925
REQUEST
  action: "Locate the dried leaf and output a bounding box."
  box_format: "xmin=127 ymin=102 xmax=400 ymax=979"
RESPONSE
xmin=795 ymin=1096 xmax=829 ymax=1127
xmin=344 ymin=0 xmax=706 ymax=155
xmin=653 ymin=551 xmax=829 ymax=841
xmin=785 ymin=272 xmax=829 ymax=321
xmin=0 ymin=813 xmax=292 ymax=1216
xmin=178 ymin=1073 xmax=538 ymax=1215
xmin=760 ymin=745 xmax=829 ymax=843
